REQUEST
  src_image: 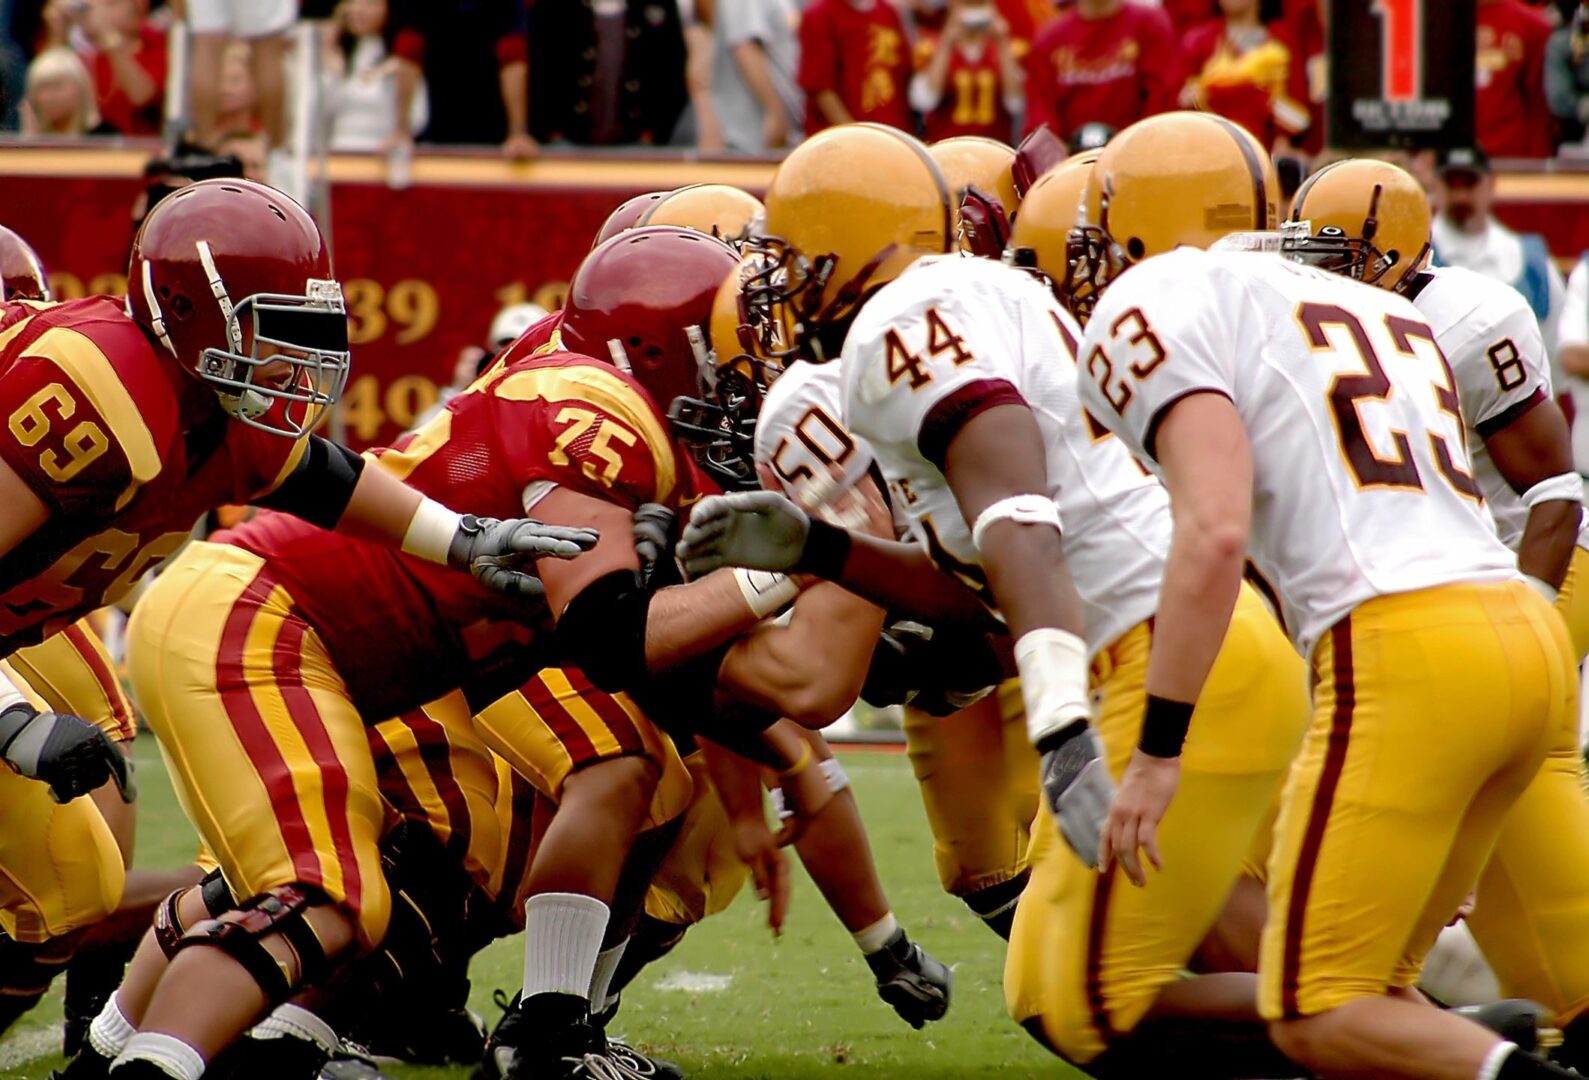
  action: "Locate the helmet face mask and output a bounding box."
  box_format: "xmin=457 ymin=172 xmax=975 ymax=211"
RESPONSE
xmin=1280 ymin=159 xmax=1432 ymax=294
xmin=196 ymin=278 xmax=351 ymax=436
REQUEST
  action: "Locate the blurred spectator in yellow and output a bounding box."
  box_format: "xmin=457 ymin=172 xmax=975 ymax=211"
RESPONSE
xmin=912 ymin=0 xmax=1024 ymax=142
xmin=321 ymin=0 xmax=425 ymax=151
xmin=530 ymin=0 xmax=688 ymax=146
xmin=1179 ymin=0 xmax=1307 ymax=150
xmin=1477 ymin=0 xmax=1555 ymax=157
xmin=1547 ymin=0 xmax=1589 ymax=144
xmin=391 ymin=0 xmax=535 ymax=158
xmin=44 ymin=0 xmax=164 ymax=135
xmin=709 ymin=0 xmax=800 ymax=152
xmin=798 ymin=0 xmax=912 ymax=135
xmin=21 ymin=43 xmax=115 ymax=133
xmin=186 ymin=0 xmax=294 ymax=179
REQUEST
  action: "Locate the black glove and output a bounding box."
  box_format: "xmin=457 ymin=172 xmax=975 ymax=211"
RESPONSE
xmin=0 ymin=704 xmax=136 ymax=804
xmin=632 ymin=503 xmax=678 ymax=588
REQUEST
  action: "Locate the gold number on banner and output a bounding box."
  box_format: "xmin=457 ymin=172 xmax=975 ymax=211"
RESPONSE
xmin=389 ymin=281 xmax=439 ymax=344
xmin=384 ymin=374 xmax=439 ymax=431
xmin=339 ymin=373 xmax=441 ymax=444
xmin=345 ymin=279 xmax=388 ymax=345
xmin=87 ymin=273 xmax=128 ymax=297
xmin=47 ymin=273 xmax=84 ymax=300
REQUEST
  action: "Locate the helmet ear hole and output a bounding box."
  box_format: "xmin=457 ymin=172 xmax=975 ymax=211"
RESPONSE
xmin=1126 ymin=237 xmax=1146 ymax=261
xmin=170 ymin=295 xmax=193 ymax=320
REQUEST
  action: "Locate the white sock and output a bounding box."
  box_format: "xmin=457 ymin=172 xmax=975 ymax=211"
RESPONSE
xmin=589 ymin=938 xmax=629 ymax=1013
xmin=88 ymin=996 xmax=137 ymax=1059
xmin=1476 ymin=1041 xmax=1517 ymax=1080
xmin=114 ymin=1032 xmax=205 ymax=1080
xmin=522 ymin=892 xmax=610 ymax=1001
xmin=250 ymin=1002 xmax=339 ymax=1053
xmin=853 ymin=912 xmax=899 ymax=955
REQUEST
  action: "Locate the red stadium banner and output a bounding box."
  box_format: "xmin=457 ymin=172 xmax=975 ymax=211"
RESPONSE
xmin=2 ymin=145 xmax=1587 ymax=449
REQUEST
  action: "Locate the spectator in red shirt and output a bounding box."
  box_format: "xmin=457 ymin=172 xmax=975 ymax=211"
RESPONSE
xmin=1274 ymin=0 xmax=1324 ymax=153
xmin=1477 ymin=0 xmax=1556 ymax=157
xmin=1023 ymin=0 xmax=1179 ymax=140
xmin=912 ymin=0 xmax=1025 ymax=141
xmin=798 ymin=0 xmax=913 ymax=135
xmin=1161 ymin=0 xmax=1218 ymax=35
xmin=42 ymin=0 xmax=164 ymax=136
xmin=391 ymin=0 xmax=536 ymax=158
xmin=1179 ymin=0 xmax=1308 ymax=149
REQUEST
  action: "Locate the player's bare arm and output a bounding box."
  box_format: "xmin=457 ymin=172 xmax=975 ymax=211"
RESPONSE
xmin=1481 ymin=397 xmax=1580 ymax=593
xmin=1101 ymin=393 xmax=1252 ymax=887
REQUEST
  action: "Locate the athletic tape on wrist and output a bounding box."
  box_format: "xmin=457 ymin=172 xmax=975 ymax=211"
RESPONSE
xmin=1523 ymin=471 xmax=1584 ymax=508
xmin=971 ymin=495 xmax=1062 ymax=554
xmin=734 ymin=568 xmax=799 ymax=619
xmin=1013 ymin=627 xmax=1091 ymax=746
xmin=401 ymin=498 xmax=463 ymax=564
xmin=0 ymin=667 xmax=28 ymax=716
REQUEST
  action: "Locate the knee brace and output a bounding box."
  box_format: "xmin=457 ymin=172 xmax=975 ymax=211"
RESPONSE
xmin=170 ymin=884 xmax=334 ymax=1003
xmin=152 ymin=869 xmax=236 ymax=960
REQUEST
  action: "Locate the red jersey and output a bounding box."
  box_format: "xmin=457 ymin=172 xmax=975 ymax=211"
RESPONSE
xmin=487 ymin=308 xmax=566 ymax=377
xmin=90 ymin=24 xmax=168 ymax=136
xmin=0 ymin=298 xmax=304 ymax=652
xmin=1181 ymin=20 xmax=1308 ymax=148
xmin=798 ymin=0 xmax=913 ymax=136
xmin=1023 ymin=3 xmax=1180 ymax=139
xmin=1275 ymin=0 xmax=1325 ymax=153
xmin=1476 ymin=0 xmax=1554 ymax=159
xmin=1161 ymin=0 xmax=1217 ymax=35
xmin=220 ymin=353 xmax=691 ymax=721
xmin=923 ymin=41 xmax=1015 ymax=142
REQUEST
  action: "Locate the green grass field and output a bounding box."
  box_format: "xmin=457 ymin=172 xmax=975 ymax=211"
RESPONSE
xmin=0 ymin=743 xmax=1075 ymax=1079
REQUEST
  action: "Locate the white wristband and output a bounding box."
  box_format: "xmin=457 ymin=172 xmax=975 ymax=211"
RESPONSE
xmin=1522 ymin=472 xmax=1584 ymax=508
xmin=1524 ymin=574 xmax=1560 ymax=604
xmin=400 ymin=497 xmax=463 ymax=564
xmin=734 ymin=568 xmax=800 ymax=619
xmin=1014 ymin=626 xmax=1092 ymax=746
xmin=971 ymin=494 xmax=1062 ymax=554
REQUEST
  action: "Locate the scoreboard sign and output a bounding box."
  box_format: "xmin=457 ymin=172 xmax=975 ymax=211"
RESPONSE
xmin=1328 ymin=0 xmax=1476 ymax=150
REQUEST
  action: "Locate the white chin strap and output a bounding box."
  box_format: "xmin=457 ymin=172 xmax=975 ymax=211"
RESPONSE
xmin=218 ymin=388 xmax=272 ymax=421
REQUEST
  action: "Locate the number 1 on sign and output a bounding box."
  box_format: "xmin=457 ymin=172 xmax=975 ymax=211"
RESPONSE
xmin=1373 ymin=0 xmax=1420 ymax=102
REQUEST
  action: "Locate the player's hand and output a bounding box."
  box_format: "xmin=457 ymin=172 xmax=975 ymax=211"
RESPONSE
xmin=732 ymin=815 xmax=791 ymax=935
xmin=677 ymin=491 xmax=811 ymax=577
xmin=0 ymin=705 xmax=137 ymax=804
xmin=502 ymin=131 xmax=540 ymax=161
xmin=632 ymin=503 xmax=677 ymax=587
xmin=448 ymin=515 xmax=599 ymax=596
xmin=1038 ymin=725 xmax=1114 ymax=870
xmin=1099 ymin=750 xmax=1178 ymax=887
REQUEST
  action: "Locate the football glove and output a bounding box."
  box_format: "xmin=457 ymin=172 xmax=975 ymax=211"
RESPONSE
xmin=677 ymin=490 xmax=812 ymax=578
xmin=631 ymin=503 xmax=677 ymax=588
xmin=447 ymin=515 xmax=599 ymax=598
xmin=0 ymin=704 xmax=135 ymax=804
xmin=1038 ymin=726 xmax=1113 ymax=869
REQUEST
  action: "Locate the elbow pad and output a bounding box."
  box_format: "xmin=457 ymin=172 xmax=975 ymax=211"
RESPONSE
xmin=255 ymin=437 xmax=366 ymax=529
xmin=556 ymin=569 xmax=650 ymax=692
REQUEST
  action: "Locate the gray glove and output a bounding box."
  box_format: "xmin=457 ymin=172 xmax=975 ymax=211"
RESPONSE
xmin=676 ymin=491 xmax=812 ymax=578
xmin=447 ymin=515 xmax=599 ymax=597
xmin=0 ymin=704 xmax=136 ymax=804
xmin=1038 ymin=725 xmax=1114 ymax=869
xmin=632 ymin=503 xmax=677 ymax=587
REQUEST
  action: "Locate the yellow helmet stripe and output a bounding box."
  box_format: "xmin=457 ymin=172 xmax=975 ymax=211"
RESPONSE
xmin=1205 ymin=115 xmax=1271 ymax=229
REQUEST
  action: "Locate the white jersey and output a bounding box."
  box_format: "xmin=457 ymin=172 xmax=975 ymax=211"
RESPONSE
xmin=1407 ymin=265 xmax=1580 ymax=551
xmin=839 ymin=255 xmax=1172 ymax=657
xmin=1077 ymin=248 xmax=1518 ymax=656
xmin=753 ymin=360 xmax=876 ymax=509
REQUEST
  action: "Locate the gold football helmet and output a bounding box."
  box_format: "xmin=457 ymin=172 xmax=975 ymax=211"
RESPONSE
xmin=1067 ymin=111 xmax=1279 ymax=320
xmin=1006 ymin=150 xmax=1100 ymax=305
xmin=640 ymin=183 xmax=767 ymax=249
xmin=1283 ymin=158 xmax=1432 ymax=293
xmin=747 ymin=123 xmax=954 ymax=361
xmin=930 ymin=136 xmax=1019 ymax=259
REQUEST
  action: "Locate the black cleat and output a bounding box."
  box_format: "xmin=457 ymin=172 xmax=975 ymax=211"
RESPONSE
xmin=206 ymin=1033 xmax=332 ymax=1080
xmin=865 ymin=929 xmax=952 ymax=1030
xmin=49 ymin=1045 xmax=113 ymax=1080
xmin=318 ymin=1044 xmax=398 ymax=1080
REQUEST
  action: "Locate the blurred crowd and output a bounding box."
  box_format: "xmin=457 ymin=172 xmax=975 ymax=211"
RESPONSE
xmin=3 ymin=0 xmax=1589 ymax=165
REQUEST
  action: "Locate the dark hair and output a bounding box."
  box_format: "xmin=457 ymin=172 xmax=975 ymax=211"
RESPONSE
xmin=337 ymin=0 xmax=396 ymax=76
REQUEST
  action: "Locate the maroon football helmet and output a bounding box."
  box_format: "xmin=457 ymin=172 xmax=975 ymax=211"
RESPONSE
xmin=560 ymin=226 xmax=741 ymax=408
xmin=591 ymin=191 xmax=670 ymax=249
xmin=1012 ymin=124 xmax=1068 ymax=199
xmin=126 ymin=179 xmax=350 ymax=438
xmin=0 ymin=225 xmax=51 ymax=302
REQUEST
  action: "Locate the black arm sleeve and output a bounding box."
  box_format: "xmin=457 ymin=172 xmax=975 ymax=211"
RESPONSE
xmin=254 ymin=436 xmax=366 ymax=530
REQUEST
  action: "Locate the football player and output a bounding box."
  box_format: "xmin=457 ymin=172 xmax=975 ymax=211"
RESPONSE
xmin=0 ymin=179 xmax=591 ymax=810
xmin=1287 ymin=158 xmax=1589 ymax=1067
xmin=676 ymin=122 xmax=1311 ymax=1074
xmin=83 ymin=227 xmax=836 ymax=1080
xmin=636 ymin=183 xmax=765 ymax=248
xmin=1067 ymin=113 xmax=1577 ymax=1080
